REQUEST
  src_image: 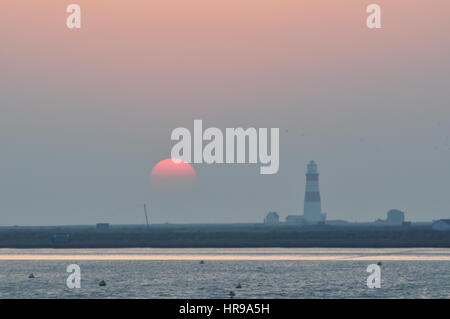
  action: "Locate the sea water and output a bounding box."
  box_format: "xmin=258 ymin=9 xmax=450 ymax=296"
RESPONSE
xmin=0 ymin=248 xmax=449 ymax=298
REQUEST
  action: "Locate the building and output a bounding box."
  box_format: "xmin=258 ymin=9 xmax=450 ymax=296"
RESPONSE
xmin=303 ymin=161 xmax=326 ymax=224
xmin=432 ymin=220 xmax=450 ymax=231
xmin=386 ymin=209 xmax=405 ymax=225
xmin=264 ymin=212 xmax=280 ymax=225
xmin=286 ymin=215 xmax=306 ymax=225
xmin=326 ymin=220 xmax=349 ymax=226
xmin=374 ymin=209 xmax=406 ymax=226
xmin=96 ymin=223 xmax=110 ymax=230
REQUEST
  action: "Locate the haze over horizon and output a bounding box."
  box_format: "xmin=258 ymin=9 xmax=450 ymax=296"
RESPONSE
xmin=1 ymin=0 xmax=450 ymax=226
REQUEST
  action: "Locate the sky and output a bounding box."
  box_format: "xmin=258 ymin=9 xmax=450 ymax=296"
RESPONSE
xmin=1 ymin=0 xmax=450 ymax=225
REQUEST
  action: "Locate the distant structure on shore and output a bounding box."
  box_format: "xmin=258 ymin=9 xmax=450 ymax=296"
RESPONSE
xmin=303 ymin=160 xmax=326 ymax=223
xmin=264 ymin=212 xmax=279 ymax=225
xmin=263 ymin=161 xmax=417 ymax=227
xmin=432 ymin=220 xmax=450 ymax=231
xmin=285 ymin=160 xmax=326 ymax=225
xmin=285 ymin=215 xmax=305 ymax=225
xmin=374 ymin=209 xmax=406 ymax=226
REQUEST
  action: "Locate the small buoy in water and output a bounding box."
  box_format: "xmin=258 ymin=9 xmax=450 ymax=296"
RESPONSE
xmin=229 ymin=291 xmax=235 ymax=298
xmin=99 ymin=280 xmax=106 ymax=287
xmin=236 ymin=283 xmax=242 ymax=289
xmin=28 ymin=273 xmax=35 ymax=279
xmin=377 ymin=262 xmax=382 ymax=266
xmin=199 ymin=260 xmax=205 ymax=264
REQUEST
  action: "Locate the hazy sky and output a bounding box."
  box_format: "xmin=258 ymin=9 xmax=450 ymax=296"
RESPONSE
xmin=1 ymin=1 xmax=450 ymax=225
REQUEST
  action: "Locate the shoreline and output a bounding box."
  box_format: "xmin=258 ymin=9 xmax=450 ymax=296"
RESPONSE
xmin=1 ymin=247 xmax=450 ymax=261
xmin=1 ymin=226 xmax=450 ymax=249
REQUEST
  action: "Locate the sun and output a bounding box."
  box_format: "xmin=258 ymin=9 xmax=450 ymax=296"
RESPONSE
xmin=150 ymin=158 xmax=196 ymax=191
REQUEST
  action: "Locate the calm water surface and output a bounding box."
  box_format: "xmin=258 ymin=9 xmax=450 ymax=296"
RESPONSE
xmin=0 ymin=248 xmax=449 ymax=298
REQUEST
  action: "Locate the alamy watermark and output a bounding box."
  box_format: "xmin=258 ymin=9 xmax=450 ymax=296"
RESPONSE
xmin=170 ymin=120 xmax=280 ymax=175
xmin=65 ymin=4 xmax=382 ymax=30
xmin=66 ymin=4 xmax=81 ymax=29
xmin=366 ymin=264 xmax=381 ymax=289
xmin=366 ymin=4 xmax=382 ymax=29
xmin=66 ymin=264 xmax=81 ymax=289
xmin=59 ymin=263 xmax=384 ymax=292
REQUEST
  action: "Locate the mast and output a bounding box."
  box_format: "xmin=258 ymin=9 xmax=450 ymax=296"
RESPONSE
xmin=144 ymin=204 xmax=150 ymax=230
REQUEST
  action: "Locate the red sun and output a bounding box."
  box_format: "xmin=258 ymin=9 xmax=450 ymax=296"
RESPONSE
xmin=150 ymin=158 xmax=196 ymax=191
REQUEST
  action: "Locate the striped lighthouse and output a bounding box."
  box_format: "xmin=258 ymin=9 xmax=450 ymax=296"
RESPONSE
xmin=303 ymin=160 xmax=325 ymax=224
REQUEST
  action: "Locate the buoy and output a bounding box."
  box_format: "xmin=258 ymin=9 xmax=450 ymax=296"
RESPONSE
xmin=229 ymin=291 xmax=235 ymax=298
xmin=236 ymin=283 xmax=242 ymax=289
xmin=28 ymin=273 xmax=35 ymax=279
xmin=377 ymin=262 xmax=382 ymax=266
xmin=99 ymin=280 xmax=106 ymax=286
xmin=199 ymin=260 xmax=205 ymax=264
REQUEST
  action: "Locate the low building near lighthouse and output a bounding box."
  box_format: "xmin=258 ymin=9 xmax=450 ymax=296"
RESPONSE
xmin=264 ymin=212 xmax=280 ymax=225
xmin=285 ymin=215 xmax=306 ymax=225
xmin=374 ymin=209 xmax=406 ymax=226
xmin=386 ymin=209 xmax=405 ymax=225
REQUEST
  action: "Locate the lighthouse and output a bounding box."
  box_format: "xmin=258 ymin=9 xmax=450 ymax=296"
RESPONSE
xmin=303 ymin=160 xmax=326 ymax=224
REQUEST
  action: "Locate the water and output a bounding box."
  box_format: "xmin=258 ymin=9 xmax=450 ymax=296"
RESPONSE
xmin=0 ymin=248 xmax=449 ymax=298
